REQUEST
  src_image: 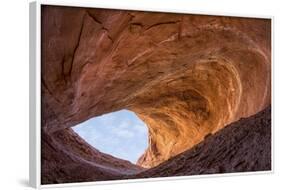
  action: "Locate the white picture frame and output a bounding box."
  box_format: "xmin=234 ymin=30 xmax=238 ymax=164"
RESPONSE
xmin=29 ymin=1 xmax=274 ymax=189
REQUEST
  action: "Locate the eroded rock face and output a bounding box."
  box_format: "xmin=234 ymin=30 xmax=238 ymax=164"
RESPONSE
xmin=130 ymin=106 xmax=271 ymax=179
xmin=42 ymin=128 xmax=144 ymax=184
xmin=41 ymin=106 xmax=271 ymax=184
xmin=41 ymin=4 xmax=271 ymax=175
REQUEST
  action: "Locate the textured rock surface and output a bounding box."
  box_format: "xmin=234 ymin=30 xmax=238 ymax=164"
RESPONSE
xmin=42 ymin=128 xmax=143 ymax=184
xmin=41 ymin=5 xmax=271 ymax=183
xmin=42 ymin=106 xmax=271 ymax=184
xmin=129 ymin=106 xmax=271 ymax=179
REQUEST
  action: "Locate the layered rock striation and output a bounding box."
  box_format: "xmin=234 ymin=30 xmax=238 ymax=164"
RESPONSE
xmin=41 ymin=5 xmax=271 ymax=183
xmin=42 ymin=128 xmax=144 ymax=184
xmin=130 ymin=106 xmax=271 ymax=179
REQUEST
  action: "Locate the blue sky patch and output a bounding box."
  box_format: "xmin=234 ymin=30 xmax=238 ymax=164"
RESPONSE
xmin=72 ymin=109 xmax=148 ymax=164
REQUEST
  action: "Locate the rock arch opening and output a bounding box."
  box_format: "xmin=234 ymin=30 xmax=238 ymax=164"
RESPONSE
xmin=41 ymin=5 xmax=271 ymax=184
xmin=72 ymin=109 xmax=149 ymax=164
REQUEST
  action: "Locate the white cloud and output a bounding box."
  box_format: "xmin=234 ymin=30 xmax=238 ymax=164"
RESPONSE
xmin=119 ymin=120 xmax=131 ymax=129
xmin=114 ymin=129 xmax=135 ymax=138
xmin=132 ymin=124 xmax=148 ymax=134
xmin=98 ymin=113 xmax=116 ymax=126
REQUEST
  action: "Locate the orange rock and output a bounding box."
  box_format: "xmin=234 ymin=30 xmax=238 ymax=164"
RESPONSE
xmin=41 ymin=5 xmax=271 ymax=183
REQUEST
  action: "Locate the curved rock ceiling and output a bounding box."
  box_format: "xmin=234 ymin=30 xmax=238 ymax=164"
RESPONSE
xmin=41 ymin=5 xmax=271 ymax=173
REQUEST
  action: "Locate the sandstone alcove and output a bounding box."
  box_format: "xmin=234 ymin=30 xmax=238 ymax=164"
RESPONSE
xmin=72 ymin=109 xmax=149 ymax=164
xmin=41 ymin=5 xmax=271 ymax=184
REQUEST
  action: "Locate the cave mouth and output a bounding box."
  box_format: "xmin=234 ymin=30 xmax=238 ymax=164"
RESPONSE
xmin=72 ymin=109 xmax=149 ymax=164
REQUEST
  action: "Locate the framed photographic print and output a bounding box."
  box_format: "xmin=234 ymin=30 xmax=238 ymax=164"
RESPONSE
xmin=29 ymin=0 xmax=273 ymax=188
